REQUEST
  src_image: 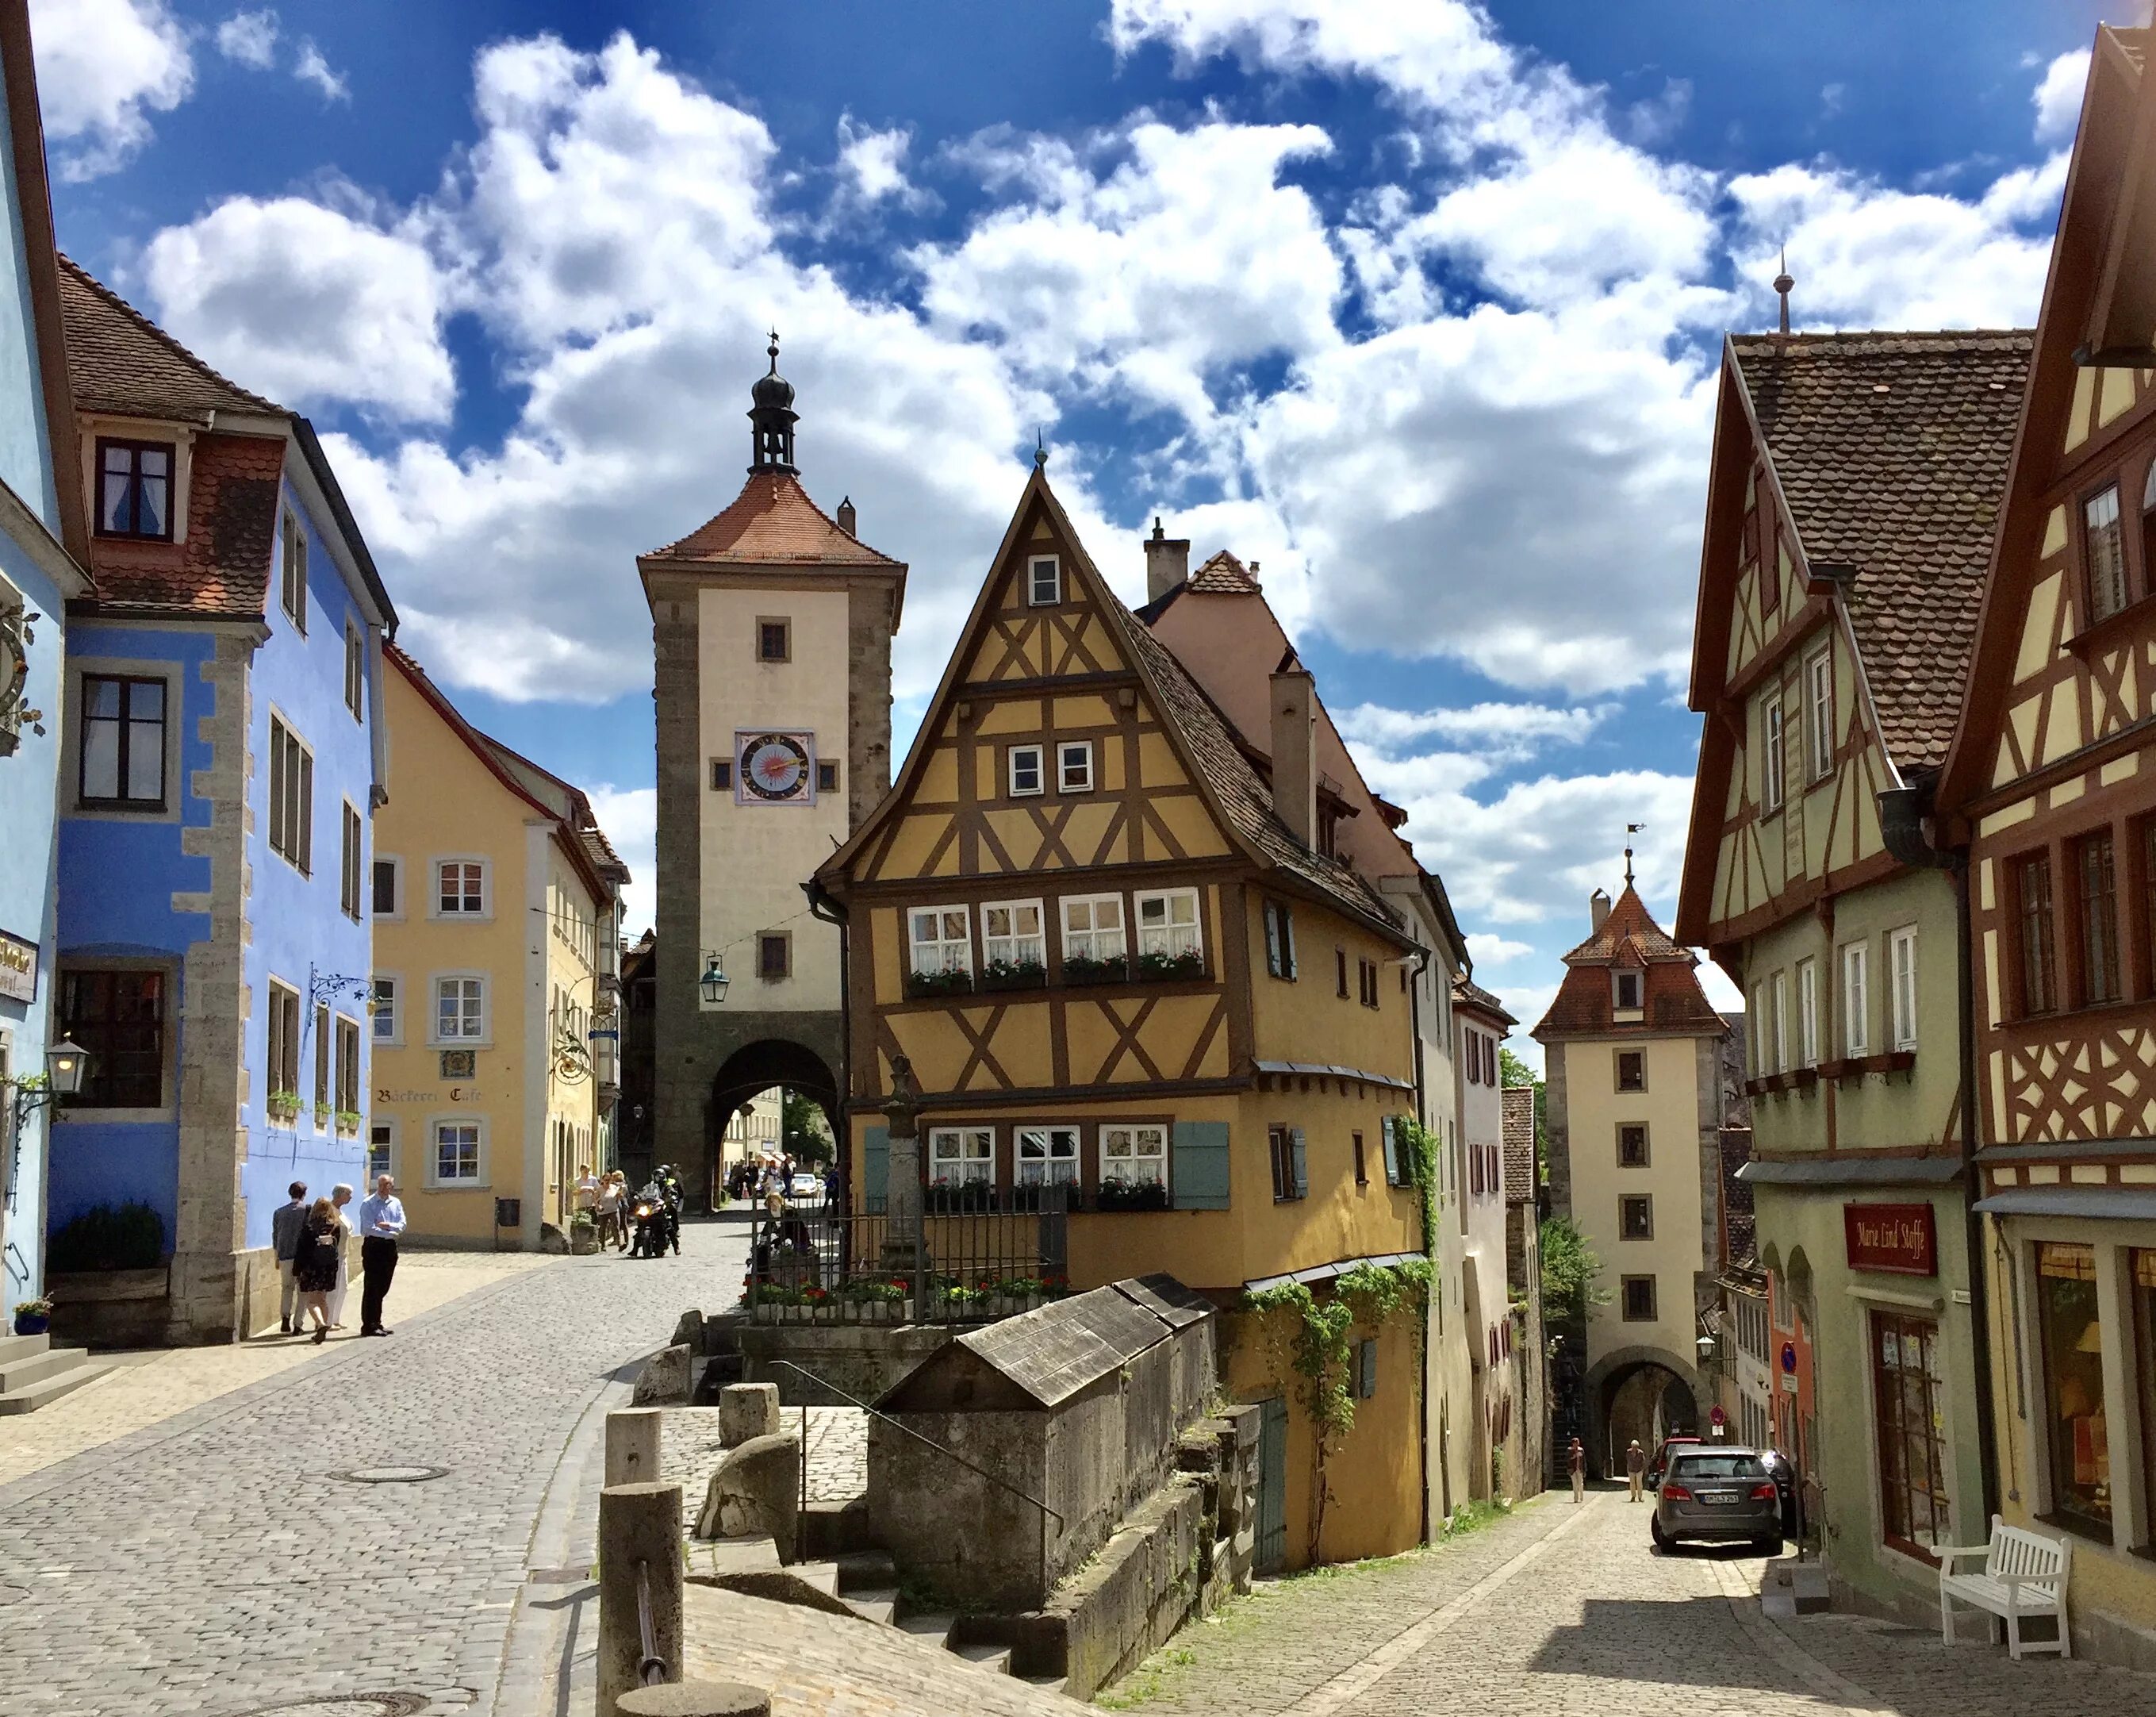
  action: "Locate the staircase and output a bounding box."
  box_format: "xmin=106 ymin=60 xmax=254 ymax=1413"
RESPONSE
xmin=0 ymin=1331 xmax=111 ymax=1414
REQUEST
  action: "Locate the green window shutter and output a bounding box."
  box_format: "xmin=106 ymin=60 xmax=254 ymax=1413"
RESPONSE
xmin=1381 ymin=1115 xmax=1401 ymax=1186
xmin=1172 ymin=1121 xmax=1231 ymax=1210
xmin=1291 ymin=1127 xmax=1308 ymax=1199
xmin=861 ymin=1125 xmax=889 ymax=1211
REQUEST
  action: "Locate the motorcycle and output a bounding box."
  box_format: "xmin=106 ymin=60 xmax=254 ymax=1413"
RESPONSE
xmin=627 ymin=1185 xmax=666 ymax=1258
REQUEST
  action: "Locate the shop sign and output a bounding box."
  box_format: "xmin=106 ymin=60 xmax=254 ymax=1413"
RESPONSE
xmin=1843 ymin=1200 xmax=1937 ymax=1277
xmin=0 ymin=926 xmax=36 ymax=1004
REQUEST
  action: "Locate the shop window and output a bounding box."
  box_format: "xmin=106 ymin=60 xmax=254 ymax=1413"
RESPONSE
xmin=1870 ymin=1311 xmax=1951 ymax=1561
xmin=2035 ymin=1242 xmax=2111 ymax=1538
xmin=2135 ymin=1251 xmax=2156 ymax=1550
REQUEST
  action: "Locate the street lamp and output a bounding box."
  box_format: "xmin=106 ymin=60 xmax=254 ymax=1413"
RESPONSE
xmin=9 ymin=1034 xmax=90 ymax=1134
xmin=700 ymin=954 xmax=730 ymax=1004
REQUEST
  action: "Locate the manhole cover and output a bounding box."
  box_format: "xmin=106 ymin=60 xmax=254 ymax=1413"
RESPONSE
xmin=330 ymin=1465 xmax=449 ymax=1485
xmin=225 ymin=1698 xmax=427 ymax=1717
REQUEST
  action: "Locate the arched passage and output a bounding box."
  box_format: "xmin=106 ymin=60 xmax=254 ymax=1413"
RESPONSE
xmin=698 ymin=1038 xmax=840 ymax=1207
xmin=1582 ymin=1345 xmax=1704 ymax=1479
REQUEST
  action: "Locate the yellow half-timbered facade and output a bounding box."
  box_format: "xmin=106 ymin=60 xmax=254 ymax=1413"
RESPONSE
xmin=816 ymin=463 xmax=1435 ymax=1568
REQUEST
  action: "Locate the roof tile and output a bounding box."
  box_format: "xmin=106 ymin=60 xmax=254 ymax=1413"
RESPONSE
xmin=58 ymin=254 xmax=281 ymax=419
xmin=644 ymin=470 xmax=903 ymax=569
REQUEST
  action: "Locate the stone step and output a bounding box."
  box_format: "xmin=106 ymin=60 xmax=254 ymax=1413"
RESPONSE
xmin=792 ymin=1559 xmax=840 ymax=1598
xmin=843 ymin=1585 xmax=899 ymax=1626
xmin=0 ymin=1331 xmax=51 ymax=1366
xmin=693 ymin=1537 xmax=783 ymax=1577
xmin=895 ymin=1610 xmax=957 ymax=1647
xmin=0 ymin=1342 xmax=93 ymax=1394
xmin=950 ymin=1641 xmax=1013 ymax=1677
xmin=1022 ymin=1676 xmax=1070 ymax=1698
xmin=834 ymin=1550 xmax=896 ymax=1593
xmin=0 ymin=1357 xmax=111 ymax=1415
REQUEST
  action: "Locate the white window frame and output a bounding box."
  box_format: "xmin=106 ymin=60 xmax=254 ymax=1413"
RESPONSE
xmin=929 ymin=1125 xmax=995 ymax=1188
xmin=431 ymin=972 xmax=489 ymax=1045
xmin=1057 ymin=739 xmax=1094 ymax=793
xmin=1027 ymin=554 xmax=1061 ymax=606
xmin=372 ymin=974 xmax=401 ymax=1046
xmin=372 ymin=853 xmax=403 ymax=920
xmin=1613 ymin=968 xmax=1642 ymax=1012
xmin=431 ymin=856 xmax=491 ymax=920
xmin=980 ymin=898 xmax=1046 ymax=967
xmin=1842 ymin=940 xmax=1870 ymax=1058
xmin=1805 ymin=647 xmax=1833 ymax=782
xmin=1770 ymin=970 xmax=1789 ymax=1076
xmin=907 ymin=905 xmax=972 ymax=977
xmin=1750 ymin=982 xmax=1770 ymax=1075
xmin=1796 ymin=958 xmax=1819 ymax=1068
xmin=1061 ymin=893 xmax=1126 ymax=963
xmin=1015 ymin=1124 xmax=1080 ymax=1187
xmin=367 ymin=1115 xmax=395 ymax=1185
xmin=428 ymin=1115 xmax=486 ymax=1188
xmin=1762 ymin=691 xmax=1786 ymax=812
xmin=1007 ymin=743 xmax=1045 ymax=797
xmin=1135 ymin=887 xmax=1202 ymax=962
xmin=1100 ymin=1122 xmax=1168 ymax=1189
xmin=1889 ymin=925 xmax=1919 ymax=1052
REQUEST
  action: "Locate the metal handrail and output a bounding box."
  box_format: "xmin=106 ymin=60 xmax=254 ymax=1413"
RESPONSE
xmin=635 ymin=1558 xmax=666 ymax=1686
xmin=767 ymin=1357 xmax=1065 ymax=1532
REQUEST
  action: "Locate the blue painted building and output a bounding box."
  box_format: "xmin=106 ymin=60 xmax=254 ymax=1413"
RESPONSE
xmin=49 ymin=259 xmax=395 ymax=1344
xmin=0 ymin=5 xmax=94 ymax=1319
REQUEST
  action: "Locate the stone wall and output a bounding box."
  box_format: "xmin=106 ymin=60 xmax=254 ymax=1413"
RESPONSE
xmin=735 ymin=1320 xmax=949 ymax=1406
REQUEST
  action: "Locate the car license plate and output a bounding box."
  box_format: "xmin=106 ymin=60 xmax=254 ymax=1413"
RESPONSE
xmin=1701 ymin=1490 xmax=1739 ymax=1505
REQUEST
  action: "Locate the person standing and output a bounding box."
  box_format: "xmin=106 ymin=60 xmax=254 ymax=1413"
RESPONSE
xmin=272 ymin=1181 xmax=309 ymax=1335
xmin=574 ymin=1163 xmax=600 ymax=1227
xmin=356 ymin=1173 xmax=407 ymax=1335
xmin=293 ymin=1196 xmax=342 ymax=1342
xmin=324 ymin=1184 xmax=355 ymax=1329
xmin=597 ymin=1171 xmax=623 ymax=1250
xmin=1625 ymin=1439 xmax=1647 ymax=1502
xmin=1567 ymin=1436 xmax=1585 ymax=1503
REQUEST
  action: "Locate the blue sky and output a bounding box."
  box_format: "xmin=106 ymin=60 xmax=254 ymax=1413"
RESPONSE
xmin=33 ymin=0 xmax=2120 ymax=1061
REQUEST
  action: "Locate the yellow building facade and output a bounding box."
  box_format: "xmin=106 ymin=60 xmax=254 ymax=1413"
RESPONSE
xmin=371 ymin=645 xmax=627 ymax=1249
xmin=816 ymin=467 xmax=1433 ymax=1569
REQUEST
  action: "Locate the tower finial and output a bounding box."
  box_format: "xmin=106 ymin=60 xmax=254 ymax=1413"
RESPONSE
xmin=1034 ymin=428 xmax=1047 ymax=469
xmin=748 ymin=336 xmax=799 ymax=474
xmin=1773 ymin=248 xmax=1794 ymax=336
xmin=767 ymin=328 xmax=781 ymax=371
xmin=1625 ymin=822 xmax=1644 ymax=887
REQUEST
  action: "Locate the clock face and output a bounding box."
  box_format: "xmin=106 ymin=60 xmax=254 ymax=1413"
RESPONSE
xmin=738 ymin=732 xmax=812 ymax=802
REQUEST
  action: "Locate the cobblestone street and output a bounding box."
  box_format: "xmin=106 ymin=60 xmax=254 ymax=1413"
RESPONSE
xmin=1103 ymin=1488 xmax=2156 ymax=1717
xmin=0 ymin=1220 xmax=749 ymax=1717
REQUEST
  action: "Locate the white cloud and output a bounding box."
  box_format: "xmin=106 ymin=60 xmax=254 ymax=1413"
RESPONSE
xmin=293 ymin=38 xmax=348 ymax=102
xmin=2033 ymin=49 xmax=2090 ymax=145
xmin=836 ymin=114 xmax=923 ymax=208
xmin=141 ymin=196 xmax=454 ymax=422
xmin=29 ymin=0 xmax=193 ymax=181
xmin=1338 ymin=699 xmax=1609 ymax=755
xmin=586 ymin=784 xmax=656 ymax=938
xmin=215 ymin=9 xmax=278 ymax=69
xmin=1465 ymin=931 xmax=1533 ymax=966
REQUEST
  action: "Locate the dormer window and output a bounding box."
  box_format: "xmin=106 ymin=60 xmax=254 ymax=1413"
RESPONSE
xmin=1028 ymin=555 xmax=1061 ymax=606
xmin=96 ymin=439 xmax=174 ymax=540
xmin=1613 ymin=970 xmax=1642 ymax=1011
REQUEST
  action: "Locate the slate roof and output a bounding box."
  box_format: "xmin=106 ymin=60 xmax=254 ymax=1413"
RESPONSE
xmin=1729 ymin=330 xmax=2031 ymax=771
xmin=643 ymin=469 xmax=903 ymax=569
xmin=1501 ymin=1085 xmax=1536 ymax=1207
xmin=1187 ymin=549 xmax=1260 ymax=593
xmin=58 ymin=254 xmax=280 ymax=419
xmin=1452 ymin=976 xmax=1517 ymax=1027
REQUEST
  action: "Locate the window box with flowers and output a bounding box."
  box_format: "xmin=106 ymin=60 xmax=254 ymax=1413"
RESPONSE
xmin=979 ymin=957 xmax=1048 ymax=993
xmin=1061 ymin=952 xmax=1130 ymax=987
xmin=1095 ymin=1177 xmax=1170 ymax=1213
xmin=313 ymin=1101 xmax=332 ymax=1129
xmin=267 ymin=1089 xmax=301 ymax=1127
xmin=1134 ymin=948 xmax=1207 ymax=983
xmin=906 ymin=967 xmax=974 ymax=1001
xmin=335 ymin=1108 xmax=363 ymax=1137
xmin=925 ymin=1178 xmax=997 ymax=1215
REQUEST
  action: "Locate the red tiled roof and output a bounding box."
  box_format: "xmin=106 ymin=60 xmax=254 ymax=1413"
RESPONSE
xmin=1559 ymin=885 xmax=1690 ymax=965
xmin=643 ymin=470 xmax=903 ymax=569
xmin=1728 ymin=331 xmax=2031 ymax=771
xmin=1187 ymin=550 xmax=1260 ymax=593
xmin=58 ymin=254 xmax=281 ymax=419
xmin=1536 ymin=885 xmax=1725 ymax=1039
xmin=1452 ymin=975 xmax=1517 ymax=1027
xmin=1501 ymin=1085 xmax=1536 ymax=1207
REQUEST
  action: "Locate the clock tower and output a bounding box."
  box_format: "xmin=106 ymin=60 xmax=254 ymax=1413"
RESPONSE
xmin=639 ymin=340 xmax=905 ymax=1204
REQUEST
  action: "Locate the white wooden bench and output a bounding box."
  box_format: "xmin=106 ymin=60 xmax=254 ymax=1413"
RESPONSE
xmin=1937 ymin=1515 xmax=2073 ymax=1660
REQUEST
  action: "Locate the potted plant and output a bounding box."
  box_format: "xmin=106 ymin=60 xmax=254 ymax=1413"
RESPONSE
xmin=905 ymin=966 xmax=973 ymax=1000
xmin=335 ymin=1108 xmax=363 ymax=1137
xmin=13 ymin=1297 xmax=52 ymax=1336
xmin=267 ymin=1089 xmax=300 ymax=1126
xmin=1135 ymin=947 xmax=1207 ymax=982
xmin=980 ymin=956 xmax=1047 ymax=993
xmin=1061 ymin=951 xmax=1129 ymax=987
xmin=569 ymin=1212 xmax=601 ymax=1255
xmin=313 ymin=1100 xmax=332 ymax=1128
xmin=1097 ymin=1176 xmax=1170 ymax=1212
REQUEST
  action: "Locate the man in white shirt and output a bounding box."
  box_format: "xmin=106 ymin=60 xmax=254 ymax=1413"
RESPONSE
xmin=355 ymin=1173 xmax=408 ymax=1336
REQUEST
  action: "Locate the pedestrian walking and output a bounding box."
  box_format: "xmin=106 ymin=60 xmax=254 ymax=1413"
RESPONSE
xmin=271 ymin=1181 xmax=309 ymax=1335
xmin=1626 ymin=1438 xmax=1646 ymax=1502
xmin=1568 ymin=1436 xmax=1585 ymax=1503
xmin=324 ymin=1184 xmax=355 ymax=1329
xmin=356 ymin=1173 xmax=407 ymax=1335
xmin=293 ymin=1196 xmax=342 ymax=1343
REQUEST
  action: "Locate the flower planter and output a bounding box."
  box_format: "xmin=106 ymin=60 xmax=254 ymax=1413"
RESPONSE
xmin=1061 ymin=957 xmax=1130 ymax=988
xmin=979 ymin=961 xmax=1048 ymax=993
xmin=905 ymin=970 xmax=974 ymax=1001
xmin=13 ymin=1312 xmax=49 ymax=1336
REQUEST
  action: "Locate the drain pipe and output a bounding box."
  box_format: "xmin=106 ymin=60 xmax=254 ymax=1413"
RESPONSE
xmin=1408 ymin=942 xmax=1433 ymax=1544
xmin=1878 ymin=776 xmax=2002 ymax=1532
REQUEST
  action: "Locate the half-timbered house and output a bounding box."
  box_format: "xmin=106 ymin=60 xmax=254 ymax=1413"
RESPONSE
xmin=1932 ymin=26 xmax=2156 ymax=1664
xmin=815 ymin=463 xmax=1430 ymax=1569
xmin=1677 ymin=317 xmax=2028 ymax=1619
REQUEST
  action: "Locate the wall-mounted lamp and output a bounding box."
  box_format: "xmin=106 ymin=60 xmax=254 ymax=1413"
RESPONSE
xmin=700 ymin=954 xmax=730 ymax=1005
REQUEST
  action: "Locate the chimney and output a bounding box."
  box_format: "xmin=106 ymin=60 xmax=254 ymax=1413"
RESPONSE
xmin=1270 ymin=654 xmax=1317 ymax=850
xmin=1590 ymin=889 xmax=1612 ymax=934
xmin=836 ymin=495 xmax=857 ymax=536
xmin=1145 ymin=516 xmax=1190 ymax=602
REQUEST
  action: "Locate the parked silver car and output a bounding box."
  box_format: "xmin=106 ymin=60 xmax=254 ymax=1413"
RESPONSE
xmin=1651 ymin=1447 xmax=1783 ymax=1553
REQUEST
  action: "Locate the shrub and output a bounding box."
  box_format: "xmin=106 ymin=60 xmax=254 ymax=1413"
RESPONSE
xmin=48 ymin=1201 xmax=166 ymax=1273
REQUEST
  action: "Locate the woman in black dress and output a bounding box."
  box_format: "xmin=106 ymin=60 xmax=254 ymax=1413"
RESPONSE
xmin=293 ymin=1195 xmax=341 ymax=1342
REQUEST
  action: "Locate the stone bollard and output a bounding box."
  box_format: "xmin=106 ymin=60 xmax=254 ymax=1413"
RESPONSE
xmin=692 ymin=1431 xmax=800 ymax=1555
xmin=716 ymin=1382 xmax=781 ymax=1447
xmin=607 ymin=1408 xmax=664 ymax=1486
xmin=632 ymin=1343 xmax=692 ymax=1407
xmin=617 ymin=1682 xmax=770 ymax=1717
xmin=597 ymin=1481 xmax=685 ymax=1717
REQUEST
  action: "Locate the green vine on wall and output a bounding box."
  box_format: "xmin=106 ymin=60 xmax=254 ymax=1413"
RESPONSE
xmin=1398 ymin=1116 xmax=1440 ymax=1258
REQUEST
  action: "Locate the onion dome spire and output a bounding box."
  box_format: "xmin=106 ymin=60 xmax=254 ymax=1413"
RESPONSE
xmin=748 ymin=329 xmax=798 ymax=474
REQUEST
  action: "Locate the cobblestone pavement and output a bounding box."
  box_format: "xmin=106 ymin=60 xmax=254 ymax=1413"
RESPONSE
xmin=0 ymin=1250 xmax=553 ymax=1488
xmin=662 ymin=1404 xmax=868 ymax=1531
xmin=1104 ymin=1488 xmax=2156 ymax=1716
xmin=0 ymin=1220 xmax=749 ymax=1717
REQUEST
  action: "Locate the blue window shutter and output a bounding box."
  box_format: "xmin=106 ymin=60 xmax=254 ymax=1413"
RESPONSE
xmin=1291 ymin=1127 xmax=1308 ymax=1198
xmin=1381 ymin=1115 xmax=1401 ymax=1186
xmin=1172 ymin=1121 xmax=1231 ymax=1210
xmin=861 ymin=1125 xmax=889 ymax=1211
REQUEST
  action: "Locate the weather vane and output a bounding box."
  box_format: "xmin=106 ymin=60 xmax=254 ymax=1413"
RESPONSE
xmin=1624 ymin=823 xmax=1644 ymax=887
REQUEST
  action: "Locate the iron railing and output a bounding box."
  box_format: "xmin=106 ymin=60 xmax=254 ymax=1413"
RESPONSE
xmin=746 ymin=1192 xmax=1068 ymax=1325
